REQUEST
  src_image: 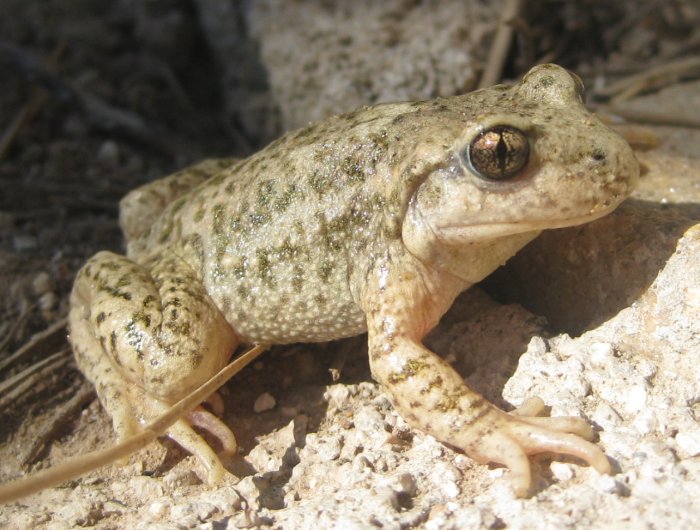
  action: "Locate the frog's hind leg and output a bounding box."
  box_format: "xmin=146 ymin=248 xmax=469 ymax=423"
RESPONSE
xmin=69 ymin=249 xmax=240 ymax=483
xmin=73 ymin=341 xmax=235 ymax=483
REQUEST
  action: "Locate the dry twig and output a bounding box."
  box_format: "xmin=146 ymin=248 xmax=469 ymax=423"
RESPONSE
xmin=604 ymin=105 xmax=700 ymax=130
xmin=479 ymin=0 xmax=523 ymax=88
xmin=0 ymin=40 xmax=185 ymax=156
xmin=0 ymin=318 xmax=67 ymax=374
xmin=0 ymin=349 xmax=72 ymax=414
xmin=598 ymin=56 xmax=700 ymax=102
xmin=0 ymin=42 xmax=66 ymax=160
xmin=21 ymin=381 xmax=95 ymax=467
xmin=0 ymin=305 xmax=34 ymax=355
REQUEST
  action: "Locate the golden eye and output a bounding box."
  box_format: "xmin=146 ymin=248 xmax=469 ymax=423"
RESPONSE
xmin=467 ymin=126 xmax=530 ymax=180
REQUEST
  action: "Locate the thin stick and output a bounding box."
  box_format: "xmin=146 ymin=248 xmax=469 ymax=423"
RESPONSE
xmin=0 ymin=344 xmax=268 ymax=504
xmin=0 ymin=349 xmax=72 ymax=413
xmin=599 ymin=56 xmax=700 ymax=102
xmin=0 ymin=40 xmax=184 ymax=156
xmin=0 ymin=318 xmax=67 ymax=374
xmin=0 ymin=305 xmax=34 ymax=354
xmin=21 ymin=383 xmax=95 ymax=466
xmin=604 ymin=105 xmax=700 ymax=129
xmin=0 ymin=42 xmax=66 ymax=160
xmin=478 ymin=0 xmax=522 ymax=88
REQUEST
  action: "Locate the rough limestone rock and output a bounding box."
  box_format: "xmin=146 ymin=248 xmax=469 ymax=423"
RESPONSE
xmin=195 ymin=0 xmax=499 ymax=133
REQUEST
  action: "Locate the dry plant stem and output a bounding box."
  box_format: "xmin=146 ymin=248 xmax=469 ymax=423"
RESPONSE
xmin=0 ymin=350 xmax=71 ymax=413
xmin=0 ymin=344 xmax=268 ymax=504
xmin=604 ymin=105 xmax=700 ymax=130
xmin=0 ymin=318 xmax=67 ymax=374
xmin=600 ymin=56 xmax=700 ymax=102
xmin=0 ymin=42 xmax=66 ymax=160
xmin=478 ymin=0 xmax=522 ymax=88
xmin=0 ymin=40 xmax=183 ymax=157
xmin=21 ymin=382 xmax=95 ymax=466
xmin=0 ymin=305 xmax=34 ymax=354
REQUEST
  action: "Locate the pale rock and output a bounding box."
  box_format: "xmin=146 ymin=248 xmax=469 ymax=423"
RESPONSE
xmin=324 ymin=384 xmax=351 ymax=409
xmin=146 ymin=500 xmax=170 ymax=520
xmin=549 ymin=462 xmax=575 ymax=483
xmin=315 ymin=436 xmax=343 ymax=461
xmin=253 ymin=392 xmax=276 ymax=413
xmin=675 ymin=427 xmax=700 ymax=457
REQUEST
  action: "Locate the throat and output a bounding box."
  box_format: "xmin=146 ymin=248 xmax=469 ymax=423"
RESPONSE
xmin=405 ymin=225 xmax=541 ymax=285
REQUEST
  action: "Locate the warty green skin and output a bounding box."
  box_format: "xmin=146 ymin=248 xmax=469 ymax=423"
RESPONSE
xmin=127 ymin=94 xmax=482 ymax=344
xmin=68 ymin=64 xmax=639 ymax=496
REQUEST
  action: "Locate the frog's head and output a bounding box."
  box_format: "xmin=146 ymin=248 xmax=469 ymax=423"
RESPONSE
xmin=402 ymin=64 xmax=639 ymax=280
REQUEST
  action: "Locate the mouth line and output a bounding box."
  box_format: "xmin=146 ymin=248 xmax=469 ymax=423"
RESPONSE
xmin=438 ymin=200 xmax=624 ymax=236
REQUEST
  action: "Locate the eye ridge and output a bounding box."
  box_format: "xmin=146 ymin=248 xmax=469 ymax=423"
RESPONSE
xmin=467 ymin=125 xmax=530 ymax=181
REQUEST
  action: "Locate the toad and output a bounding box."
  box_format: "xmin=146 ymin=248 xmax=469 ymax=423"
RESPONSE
xmin=68 ymin=64 xmax=638 ymax=496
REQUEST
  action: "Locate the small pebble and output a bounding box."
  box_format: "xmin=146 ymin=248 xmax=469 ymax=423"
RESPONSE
xmin=441 ymin=480 xmax=460 ymax=498
xmin=550 ymin=462 xmax=575 ymax=482
xmin=325 ymin=384 xmax=351 ymax=408
xmin=353 ymin=455 xmax=372 ymax=473
xmin=96 ymin=140 xmax=120 ymax=166
xmin=623 ymin=385 xmax=648 ymax=415
xmin=597 ymin=474 xmax=624 ymax=495
xmin=170 ymin=501 xmax=217 ymax=523
xmin=39 ymin=291 xmax=58 ymax=313
xmin=164 ymin=469 xmax=201 ymax=489
xmin=147 ymin=501 xmax=169 ymax=520
xmin=253 ymin=392 xmax=276 ymax=413
xmin=13 ymin=234 xmax=37 ymax=251
xmin=32 ymin=271 xmax=53 ymax=295
xmin=126 ymin=476 xmax=164 ymax=499
xmin=675 ymin=428 xmax=700 ymax=457
xmin=589 ymin=342 xmax=614 ymax=365
xmin=316 ymin=437 xmax=342 ymax=461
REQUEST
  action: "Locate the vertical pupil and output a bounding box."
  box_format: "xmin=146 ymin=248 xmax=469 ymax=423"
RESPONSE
xmin=496 ymin=134 xmax=507 ymax=176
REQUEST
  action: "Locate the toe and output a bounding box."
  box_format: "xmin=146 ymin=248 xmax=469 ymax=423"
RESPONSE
xmin=511 ymin=396 xmax=546 ymax=417
xmin=510 ymin=421 xmax=611 ymax=474
xmin=515 ymin=415 xmax=596 ymax=440
xmin=187 ymin=408 xmax=238 ymax=455
xmin=480 ymin=431 xmax=533 ymax=497
xmin=167 ymin=420 xmax=230 ymax=484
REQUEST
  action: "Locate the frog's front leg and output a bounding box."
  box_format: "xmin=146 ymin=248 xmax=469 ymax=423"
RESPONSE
xmin=361 ymin=251 xmax=611 ymax=497
xmin=68 ymin=250 xmax=239 ymax=483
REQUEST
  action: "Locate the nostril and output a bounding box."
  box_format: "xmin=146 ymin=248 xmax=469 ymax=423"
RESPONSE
xmin=591 ymin=149 xmax=606 ymax=162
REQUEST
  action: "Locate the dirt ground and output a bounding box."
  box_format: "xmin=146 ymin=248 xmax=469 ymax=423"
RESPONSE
xmin=1 ymin=1 xmax=699 ymax=528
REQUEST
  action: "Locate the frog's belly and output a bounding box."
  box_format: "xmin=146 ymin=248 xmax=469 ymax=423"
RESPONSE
xmin=203 ymin=253 xmax=367 ymax=344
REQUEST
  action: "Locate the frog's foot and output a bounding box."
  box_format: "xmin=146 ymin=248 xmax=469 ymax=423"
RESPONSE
xmin=464 ymin=399 xmax=611 ymax=497
xmin=367 ymin=333 xmax=611 ymax=497
xmin=116 ymin=381 xmax=237 ymax=484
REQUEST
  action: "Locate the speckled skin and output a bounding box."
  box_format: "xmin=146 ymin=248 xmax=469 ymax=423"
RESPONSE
xmin=69 ymin=65 xmax=639 ymax=496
